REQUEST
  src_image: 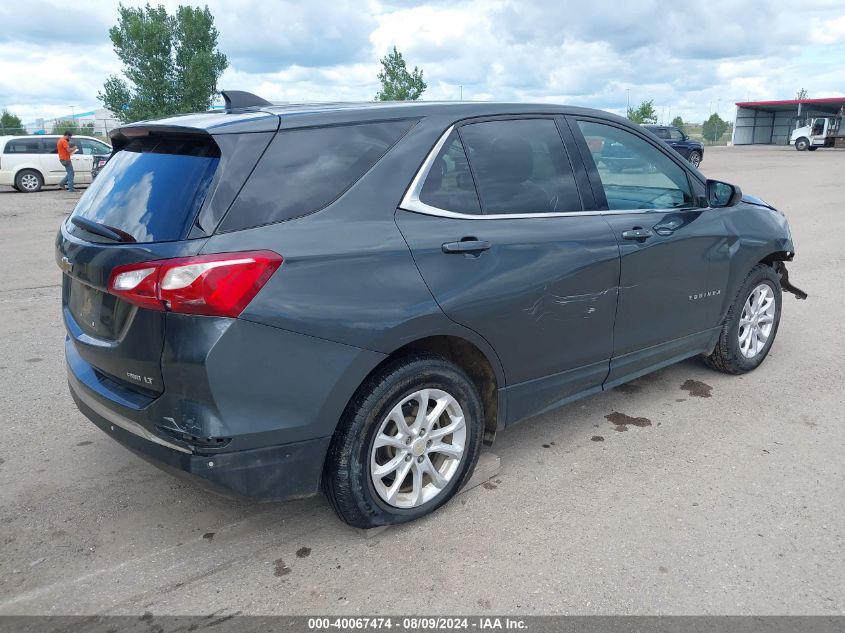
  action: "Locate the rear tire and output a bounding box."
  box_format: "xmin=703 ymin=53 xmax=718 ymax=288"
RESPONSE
xmin=15 ymin=169 xmax=43 ymax=193
xmin=703 ymin=264 xmax=782 ymax=375
xmin=323 ymin=354 xmax=483 ymax=528
xmin=807 ymin=146 xmax=817 ymax=152
xmin=794 ymin=137 xmax=809 ymax=151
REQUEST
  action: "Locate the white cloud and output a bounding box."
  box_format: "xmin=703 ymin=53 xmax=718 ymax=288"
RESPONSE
xmin=2 ymin=0 xmax=844 ymax=126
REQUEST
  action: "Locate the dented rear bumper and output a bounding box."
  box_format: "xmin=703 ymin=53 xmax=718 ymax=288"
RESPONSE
xmin=68 ymin=366 xmax=330 ymax=500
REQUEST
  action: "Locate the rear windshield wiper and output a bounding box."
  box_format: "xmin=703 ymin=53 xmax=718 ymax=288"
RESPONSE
xmin=70 ymin=216 xmax=136 ymax=243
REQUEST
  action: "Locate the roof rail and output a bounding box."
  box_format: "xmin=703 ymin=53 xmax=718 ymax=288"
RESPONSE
xmin=221 ymin=90 xmax=273 ymax=112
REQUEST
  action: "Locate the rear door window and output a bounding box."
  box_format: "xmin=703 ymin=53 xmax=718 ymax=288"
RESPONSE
xmin=220 ymin=119 xmax=415 ymax=231
xmin=458 ymin=119 xmax=582 ymax=214
xmin=69 ymin=135 xmax=220 ymax=243
xmin=419 ymin=129 xmax=481 ymax=214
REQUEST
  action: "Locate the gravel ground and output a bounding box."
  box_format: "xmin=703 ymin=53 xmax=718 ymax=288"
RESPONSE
xmin=0 ymin=146 xmax=842 ymax=615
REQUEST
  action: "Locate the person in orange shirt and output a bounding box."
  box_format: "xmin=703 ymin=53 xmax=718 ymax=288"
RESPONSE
xmin=57 ymin=131 xmax=78 ymax=192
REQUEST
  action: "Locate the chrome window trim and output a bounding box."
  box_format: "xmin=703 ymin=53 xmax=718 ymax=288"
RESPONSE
xmin=399 ymin=125 xmax=701 ymax=220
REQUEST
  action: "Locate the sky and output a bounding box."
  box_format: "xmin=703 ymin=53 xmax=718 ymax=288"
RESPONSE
xmin=2 ymin=0 xmax=845 ymax=126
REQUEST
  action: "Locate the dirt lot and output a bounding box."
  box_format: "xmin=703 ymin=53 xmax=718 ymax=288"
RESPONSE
xmin=0 ymin=146 xmax=843 ymax=616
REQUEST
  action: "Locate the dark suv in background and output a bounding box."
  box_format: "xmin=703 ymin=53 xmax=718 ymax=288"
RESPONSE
xmin=57 ymin=92 xmax=803 ymax=528
xmin=643 ymin=124 xmax=704 ymax=167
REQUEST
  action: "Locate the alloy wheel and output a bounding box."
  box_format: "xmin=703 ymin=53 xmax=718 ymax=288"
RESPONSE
xmin=370 ymin=388 xmax=466 ymax=509
xmin=20 ymin=173 xmax=39 ymax=191
xmin=738 ymin=283 xmax=776 ymax=358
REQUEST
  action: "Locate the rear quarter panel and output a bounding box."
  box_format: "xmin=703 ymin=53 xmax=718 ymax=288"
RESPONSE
xmin=1 ymin=156 xmax=48 ymax=184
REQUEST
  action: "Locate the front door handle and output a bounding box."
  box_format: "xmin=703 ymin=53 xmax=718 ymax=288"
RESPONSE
xmin=653 ymin=217 xmax=684 ymax=236
xmin=442 ymin=239 xmax=491 ymax=254
xmin=621 ymin=228 xmax=653 ymax=241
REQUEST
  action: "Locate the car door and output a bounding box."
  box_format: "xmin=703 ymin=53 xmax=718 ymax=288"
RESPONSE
xmin=40 ymin=137 xmax=67 ymax=182
xmin=396 ymin=117 xmax=621 ymax=424
xmin=71 ymin=139 xmax=95 ymax=183
xmin=666 ymin=127 xmax=690 ymax=158
xmin=569 ymin=117 xmax=731 ymax=386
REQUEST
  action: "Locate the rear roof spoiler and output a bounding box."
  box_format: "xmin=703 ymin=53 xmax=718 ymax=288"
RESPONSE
xmin=221 ymin=90 xmax=273 ymax=112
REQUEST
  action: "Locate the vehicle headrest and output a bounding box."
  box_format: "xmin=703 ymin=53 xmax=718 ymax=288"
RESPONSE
xmin=481 ymin=136 xmax=534 ymax=183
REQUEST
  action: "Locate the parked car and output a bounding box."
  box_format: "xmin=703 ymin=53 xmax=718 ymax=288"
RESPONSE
xmin=0 ymin=134 xmax=111 ymax=192
xmin=643 ymin=124 xmax=704 ymax=167
xmin=91 ymin=153 xmax=110 ymax=180
xmin=57 ymin=94 xmax=805 ymax=527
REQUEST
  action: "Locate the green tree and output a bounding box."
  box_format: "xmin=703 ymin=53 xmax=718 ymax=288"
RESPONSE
xmin=795 ymin=88 xmax=809 ymax=100
xmin=1 ymin=109 xmax=26 ymax=134
xmin=50 ymin=119 xmax=96 ymax=136
xmin=375 ymin=46 xmax=427 ymax=101
xmin=702 ymin=113 xmax=729 ymax=145
xmin=99 ymin=3 xmax=228 ymax=123
xmin=627 ymin=99 xmax=657 ymax=124
xmin=670 ymin=116 xmax=685 ymax=133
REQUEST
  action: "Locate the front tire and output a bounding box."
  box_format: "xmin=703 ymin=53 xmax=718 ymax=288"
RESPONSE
xmin=324 ymin=354 xmax=483 ymax=528
xmin=15 ymin=169 xmax=43 ymax=193
xmin=794 ymin=137 xmax=809 ymax=151
xmin=688 ymin=150 xmax=702 ymax=167
xmin=703 ymin=264 xmax=782 ymax=375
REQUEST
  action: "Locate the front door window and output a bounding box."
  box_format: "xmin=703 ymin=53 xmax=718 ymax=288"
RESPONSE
xmin=577 ymin=120 xmax=694 ymax=210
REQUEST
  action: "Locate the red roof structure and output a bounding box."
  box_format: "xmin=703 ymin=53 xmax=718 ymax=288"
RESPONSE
xmin=735 ymin=97 xmax=845 ymax=110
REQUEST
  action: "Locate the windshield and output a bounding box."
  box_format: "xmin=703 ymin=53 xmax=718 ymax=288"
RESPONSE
xmin=69 ymin=135 xmax=220 ymax=243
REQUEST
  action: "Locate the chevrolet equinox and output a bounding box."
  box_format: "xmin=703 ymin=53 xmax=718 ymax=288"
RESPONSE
xmin=57 ymin=92 xmax=806 ymax=527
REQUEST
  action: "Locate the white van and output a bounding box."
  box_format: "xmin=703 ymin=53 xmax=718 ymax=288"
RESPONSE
xmin=0 ymin=135 xmax=112 ymax=192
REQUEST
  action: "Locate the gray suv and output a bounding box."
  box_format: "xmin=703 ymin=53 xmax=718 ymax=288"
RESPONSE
xmin=57 ymin=93 xmax=805 ymax=527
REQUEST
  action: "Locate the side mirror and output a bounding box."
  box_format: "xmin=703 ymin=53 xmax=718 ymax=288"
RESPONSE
xmin=706 ymin=179 xmax=742 ymax=208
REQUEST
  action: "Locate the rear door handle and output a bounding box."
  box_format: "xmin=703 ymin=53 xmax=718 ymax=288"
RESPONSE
xmin=621 ymin=228 xmax=653 ymax=241
xmin=442 ymin=239 xmax=491 ymax=254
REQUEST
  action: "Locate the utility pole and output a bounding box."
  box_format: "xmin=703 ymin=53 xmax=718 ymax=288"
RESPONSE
xmin=626 ymin=88 xmax=630 ymax=113
xmin=460 ymin=85 xmax=463 ymax=101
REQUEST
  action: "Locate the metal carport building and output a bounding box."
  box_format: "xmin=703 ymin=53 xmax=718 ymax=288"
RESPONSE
xmin=732 ymin=97 xmax=845 ymax=145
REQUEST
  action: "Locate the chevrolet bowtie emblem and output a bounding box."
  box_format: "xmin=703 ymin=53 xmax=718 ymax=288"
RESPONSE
xmin=59 ymin=256 xmax=73 ymax=273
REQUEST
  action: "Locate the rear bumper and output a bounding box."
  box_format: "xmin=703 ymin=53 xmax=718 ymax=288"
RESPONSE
xmin=69 ymin=369 xmax=330 ymax=500
xmin=63 ymin=309 xmax=385 ymax=500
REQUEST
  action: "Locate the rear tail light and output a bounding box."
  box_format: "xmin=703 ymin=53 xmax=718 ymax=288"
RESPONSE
xmin=108 ymin=251 xmax=282 ymax=317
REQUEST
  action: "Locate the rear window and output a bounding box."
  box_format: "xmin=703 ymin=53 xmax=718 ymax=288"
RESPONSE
xmin=4 ymin=138 xmax=43 ymax=153
xmin=69 ymin=135 xmax=220 ymax=243
xmin=219 ymin=119 xmax=414 ymax=232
